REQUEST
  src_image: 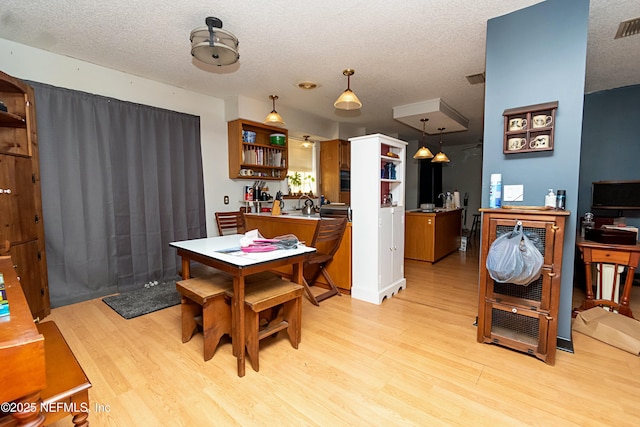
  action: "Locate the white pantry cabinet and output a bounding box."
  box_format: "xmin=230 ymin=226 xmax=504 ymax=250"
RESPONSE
xmin=350 ymin=133 xmax=407 ymax=304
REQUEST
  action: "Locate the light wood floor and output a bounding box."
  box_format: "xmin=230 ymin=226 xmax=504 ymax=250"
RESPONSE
xmin=47 ymin=240 xmax=640 ymax=427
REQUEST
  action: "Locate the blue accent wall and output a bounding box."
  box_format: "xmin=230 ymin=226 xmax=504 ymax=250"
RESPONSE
xmin=483 ymin=0 xmax=589 ymax=340
xmin=579 ymin=84 xmax=640 ymax=224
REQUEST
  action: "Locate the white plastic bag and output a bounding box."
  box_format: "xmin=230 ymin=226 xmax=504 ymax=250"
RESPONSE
xmin=486 ymin=222 xmax=544 ymax=286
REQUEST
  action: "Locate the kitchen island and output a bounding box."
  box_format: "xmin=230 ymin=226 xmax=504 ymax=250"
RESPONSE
xmin=244 ymin=212 xmax=352 ymax=293
xmin=404 ymin=208 xmax=462 ymax=263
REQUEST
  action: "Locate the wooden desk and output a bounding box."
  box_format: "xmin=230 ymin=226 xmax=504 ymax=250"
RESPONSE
xmin=0 ymin=256 xmax=46 ymax=426
xmin=170 ymin=235 xmax=315 ymax=377
xmin=576 ymin=235 xmax=640 ymax=318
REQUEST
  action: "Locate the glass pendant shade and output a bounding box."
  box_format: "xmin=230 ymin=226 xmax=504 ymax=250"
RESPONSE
xmin=431 ymin=127 xmax=450 ymax=163
xmin=413 ymin=146 xmax=434 ymax=159
xmin=334 ymin=69 xmax=362 ymax=110
xmin=413 ymin=117 xmax=434 ymax=159
xmin=431 ymin=151 xmax=450 ymax=163
xmin=264 ymin=95 xmax=286 ymax=126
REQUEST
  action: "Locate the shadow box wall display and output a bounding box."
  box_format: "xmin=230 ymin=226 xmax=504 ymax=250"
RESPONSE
xmin=503 ymin=101 xmax=558 ymax=154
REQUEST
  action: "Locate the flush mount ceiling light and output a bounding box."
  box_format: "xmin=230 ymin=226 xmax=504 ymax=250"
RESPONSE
xmin=334 ymin=69 xmax=362 ymax=110
xmin=301 ymin=135 xmax=314 ymax=148
xmin=264 ymin=95 xmax=286 ymax=127
xmin=432 ymin=127 xmax=450 ymax=163
xmin=413 ymin=118 xmax=435 ymax=159
xmin=297 ymin=81 xmax=319 ymax=90
xmin=190 ymin=16 xmax=239 ymax=66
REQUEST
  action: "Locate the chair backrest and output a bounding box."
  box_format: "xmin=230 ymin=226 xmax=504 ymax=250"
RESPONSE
xmin=215 ymin=211 xmax=246 ymax=236
xmin=310 ymin=218 xmax=347 ymax=258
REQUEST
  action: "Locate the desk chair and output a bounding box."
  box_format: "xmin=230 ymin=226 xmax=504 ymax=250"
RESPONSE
xmin=215 ymin=211 xmax=246 ymax=236
xmin=302 ymin=218 xmax=348 ymax=306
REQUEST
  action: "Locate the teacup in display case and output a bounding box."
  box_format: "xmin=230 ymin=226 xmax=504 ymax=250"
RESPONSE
xmin=503 ymin=101 xmax=558 ymax=154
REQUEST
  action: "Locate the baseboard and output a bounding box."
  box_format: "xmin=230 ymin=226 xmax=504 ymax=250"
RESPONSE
xmin=557 ymin=336 xmax=574 ymax=353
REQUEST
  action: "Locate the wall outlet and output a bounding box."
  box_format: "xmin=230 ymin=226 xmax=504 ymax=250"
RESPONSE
xmin=503 ymin=185 xmax=524 ymax=202
xmin=224 ymin=195 xmax=229 ymax=205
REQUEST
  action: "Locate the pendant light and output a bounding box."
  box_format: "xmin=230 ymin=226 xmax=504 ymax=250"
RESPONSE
xmin=264 ymin=95 xmax=286 ymax=127
xmin=432 ymin=127 xmax=450 ymax=163
xmin=413 ymin=118 xmax=435 ymax=159
xmin=334 ymin=69 xmax=362 ymax=110
xmin=190 ymin=17 xmax=239 ymax=66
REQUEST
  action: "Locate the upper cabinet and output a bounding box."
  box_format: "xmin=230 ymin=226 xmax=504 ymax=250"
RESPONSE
xmin=227 ymin=118 xmax=288 ymax=180
xmin=0 ymin=74 xmax=34 ymax=157
xmin=503 ymin=101 xmax=558 ymax=154
xmin=320 ymin=139 xmax=350 ymax=204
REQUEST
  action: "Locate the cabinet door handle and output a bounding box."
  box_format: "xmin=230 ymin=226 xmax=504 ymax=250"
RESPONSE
xmin=547 ymin=272 xmax=556 ymax=278
xmin=1 ymin=188 xmax=11 ymax=194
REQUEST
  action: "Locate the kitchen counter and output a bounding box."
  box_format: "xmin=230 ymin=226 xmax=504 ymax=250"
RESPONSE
xmin=404 ymin=208 xmax=462 ymax=263
xmin=244 ymin=213 xmax=352 ymax=292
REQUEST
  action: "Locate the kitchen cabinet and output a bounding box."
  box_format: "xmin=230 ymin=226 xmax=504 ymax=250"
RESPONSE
xmin=350 ymin=133 xmax=407 ymax=304
xmin=0 ymin=70 xmax=50 ymax=319
xmin=227 ymin=118 xmax=288 ymax=180
xmin=477 ymin=208 xmax=569 ymax=365
xmin=405 ymin=209 xmax=462 ymax=262
xmin=243 ymin=213 xmax=352 ymax=292
xmin=319 ymin=139 xmax=350 ymax=204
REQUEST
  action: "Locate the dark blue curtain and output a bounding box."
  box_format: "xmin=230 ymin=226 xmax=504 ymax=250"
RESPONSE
xmin=29 ymin=82 xmax=206 ymax=307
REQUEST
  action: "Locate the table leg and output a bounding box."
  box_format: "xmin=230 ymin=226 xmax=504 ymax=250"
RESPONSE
xmin=233 ymin=276 xmax=246 ymax=377
xmin=292 ymin=261 xmax=303 ymax=286
xmin=181 ymin=257 xmax=190 ymax=280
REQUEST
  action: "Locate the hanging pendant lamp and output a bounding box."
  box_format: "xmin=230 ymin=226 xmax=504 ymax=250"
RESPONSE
xmin=264 ymin=95 xmax=286 ymax=127
xmin=432 ymin=127 xmax=450 ymax=163
xmin=190 ymin=17 xmax=239 ymax=66
xmin=413 ymin=118 xmax=435 ymax=159
xmin=334 ymin=69 xmax=362 ymax=110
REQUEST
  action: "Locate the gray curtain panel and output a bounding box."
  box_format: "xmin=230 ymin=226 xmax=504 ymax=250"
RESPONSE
xmin=29 ymin=82 xmax=206 ymax=307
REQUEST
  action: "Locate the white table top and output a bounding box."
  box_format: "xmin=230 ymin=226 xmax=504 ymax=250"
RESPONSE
xmin=170 ymin=234 xmax=315 ymax=267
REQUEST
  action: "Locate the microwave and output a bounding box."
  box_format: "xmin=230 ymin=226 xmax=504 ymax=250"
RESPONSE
xmin=340 ymin=170 xmax=350 ymax=192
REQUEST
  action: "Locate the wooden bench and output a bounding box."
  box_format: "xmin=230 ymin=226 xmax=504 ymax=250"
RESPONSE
xmin=227 ymin=276 xmax=303 ymax=372
xmin=37 ymin=321 xmax=91 ymax=427
xmin=176 ymin=274 xmax=234 ymax=361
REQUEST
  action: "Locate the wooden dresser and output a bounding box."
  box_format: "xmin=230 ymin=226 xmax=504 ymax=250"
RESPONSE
xmin=0 ymin=256 xmax=47 ymax=425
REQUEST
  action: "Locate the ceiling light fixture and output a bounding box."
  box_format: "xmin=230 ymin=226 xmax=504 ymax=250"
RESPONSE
xmin=431 ymin=128 xmax=450 ymax=163
xmin=190 ymin=16 xmax=239 ymax=66
xmin=413 ymin=118 xmax=435 ymax=159
xmin=264 ymin=95 xmax=286 ymax=127
xmin=297 ymin=81 xmax=318 ymax=90
xmin=301 ymin=135 xmax=314 ymax=148
xmin=334 ymin=69 xmax=362 ymax=110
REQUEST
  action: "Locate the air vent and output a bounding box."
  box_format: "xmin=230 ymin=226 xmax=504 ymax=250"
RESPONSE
xmin=615 ymin=17 xmax=640 ymax=39
xmin=466 ymin=72 xmax=486 ymax=85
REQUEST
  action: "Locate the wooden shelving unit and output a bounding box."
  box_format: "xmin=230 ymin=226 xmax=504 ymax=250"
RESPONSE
xmin=503 ymin=101 xmax=558 ymax=154
xmin=227 ymin=118 xmax=288 ymax=180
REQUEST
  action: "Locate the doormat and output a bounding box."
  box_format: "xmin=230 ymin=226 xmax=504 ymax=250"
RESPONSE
xmin=102 ymin=280 xmax=180 ymax=320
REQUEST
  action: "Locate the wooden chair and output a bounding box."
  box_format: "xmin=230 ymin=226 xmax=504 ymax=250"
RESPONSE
xmin=302 ymin=218 xmax=348 ymax=306
xmin=226 ymin=274 xmax=303 ymax=372
xmin=176 ymin=273 xmax=234 ymax=361
xmin=215 ymin=211 xmax=246 ymax=236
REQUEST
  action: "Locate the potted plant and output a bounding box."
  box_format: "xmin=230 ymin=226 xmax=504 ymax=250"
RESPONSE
xmin=286 ymin=172 xmax=302 ymax=195
xmin=303 ymin=174 xmax=315 ymax=196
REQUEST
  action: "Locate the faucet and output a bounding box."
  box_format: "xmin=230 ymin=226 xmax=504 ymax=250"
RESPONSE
xmin=438 ymin=193 xmax=446 ymax=206
xmin=297 ymin=194 xmax=313 ymax=210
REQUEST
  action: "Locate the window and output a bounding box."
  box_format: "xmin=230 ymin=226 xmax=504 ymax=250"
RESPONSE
xmin=287 ymin=137 xmax=317 ymax=195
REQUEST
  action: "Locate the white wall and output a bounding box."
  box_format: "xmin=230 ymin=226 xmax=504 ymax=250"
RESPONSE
xmin=0 ymin=38 xmax=343 ymax=235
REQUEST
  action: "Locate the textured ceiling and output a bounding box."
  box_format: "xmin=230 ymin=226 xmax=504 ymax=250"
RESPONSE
xmin=1 ymin=0 xmax=638 ymax=147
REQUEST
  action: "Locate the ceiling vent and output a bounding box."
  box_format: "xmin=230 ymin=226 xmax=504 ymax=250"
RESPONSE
xmin=466 ymin=72 xmax=486 ymax=85
xmin=615 ymin=17 xmax=640 ymax=39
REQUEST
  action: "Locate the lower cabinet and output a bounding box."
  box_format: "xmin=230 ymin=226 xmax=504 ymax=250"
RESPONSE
xmin=404 ymin=209 xmax=462 ymax=262
xmin=379 ymin=207 xmax=404 ymax=290
xmin=477 ymin=208 xmax=569 ymax=365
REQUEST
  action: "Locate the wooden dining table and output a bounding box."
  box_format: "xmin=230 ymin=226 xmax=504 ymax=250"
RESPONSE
xmin=170 ymin=234 xmax=315 ymax=377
